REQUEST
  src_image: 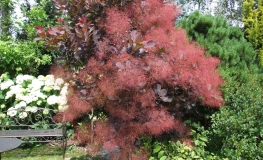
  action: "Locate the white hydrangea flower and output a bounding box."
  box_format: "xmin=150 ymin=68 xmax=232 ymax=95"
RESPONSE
xmin=7 ymin=107 xmax=17 ymax=117
xmin=19 ymin=101 xmax=27 ymax=107
xmin=58 ymin=105 xmax=69 ymax=112
xmin=43 ymin=108 xmax=49 ymax=115
xmin=10 ymin=85 xmax=23 ymax=93
xmin=25 ymin=106 xmax=38 ymax=113
xmin=55 ymin=78 xmax=64 ymax=86
xmin=57 ymin=96 xmax=67 ymax=106
xmin=60 ymin=83 xmax=69 ymax=96
xmin=14 ymin=101 xmax=27 ymax=109
xmin=32 ymin=78 xmax=44 ymax=86
xmin=25 ymin=106 xmax=32 ymax=112
xmin=47 ymin=95 xmax=58 ymax=105
xmin=23 ymin=75 xmax=34 ymax=81
xmin=19 ymin=112 xmax=28 ymax=119
xmin=0 ymin=79 xmax=14 ymax=90
xmin=5 ymin=90 xmax=15 ymax=100
xmin=44 ymin=75 xmax=55 ymax=86
xmin=31 ymin=96 xmax=39 ymax=102
xmin=37 ymin=75 xmax=45 ymax=80
xmin=53 ymin=86 xmax=61 ymax=90
xmin=28 ymin=79 xmax=44 ymax=90
xmin=43 ymin=86 xmax=53 ymax=92
xmin=14 ymin=103 xmax=22 ymax=109
xmin=31 ymin=106 xmax=38 ymax=113
xmin=35 ymin=91 xmax=47 ymax=99
xmin=45 ymin=75 xmax=54 ymax=79
xmin=28 ymin=92 xmax=39 ymax=101
xmin=22 ymin=95 xmax=33 ymax=104
xmin=16 ymin=75 xmax=25 ymax=84
xmin=15 ymin=93 xmax=24 ymax=101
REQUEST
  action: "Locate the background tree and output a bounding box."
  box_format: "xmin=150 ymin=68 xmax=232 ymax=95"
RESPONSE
xmin=0 ymin=0 xmax=14 ymax=39
xmin=243 ymin=0 xmax=263 ymax=66
xmin=16 ymin=0 xmax=57 ymax=40
xmin=174 ymin=0 xmax=212 ymax=21
xmin=175 ymin=0 xmax=247 ymax=27
xmin=214 ymin=0 xmax=245 ymax=26
xmin=0 ymin=0 xmax=53 ymax=77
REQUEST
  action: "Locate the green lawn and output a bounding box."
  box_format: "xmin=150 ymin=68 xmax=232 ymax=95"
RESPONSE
xmin=1 ymin=145 xmax=88 ymax=160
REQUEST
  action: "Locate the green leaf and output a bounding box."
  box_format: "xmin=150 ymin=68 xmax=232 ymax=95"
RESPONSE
xmin=160 ymin=156 xmax=167 ymax=160
xmin=199 ymin=136 xmax=208 ymax=142
xmin=158 ymin=150 xmax=164 ymax=158
xmin=0 ymin=91 xmax=4 ymax=99
xmin=153 ymin=145 xmax=161 ymax=153
xmin=194 ymin=140 xmax=200 ymax=146
xmin=191 ymin=151 xmax=195 ymax=157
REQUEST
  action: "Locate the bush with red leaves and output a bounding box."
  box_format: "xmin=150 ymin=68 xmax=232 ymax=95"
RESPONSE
xmin=42 ymin=0 xmax=224 ymax=159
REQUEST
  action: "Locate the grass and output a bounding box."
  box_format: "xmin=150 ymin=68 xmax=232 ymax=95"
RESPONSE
xmin=1 ymin=144 xmax=88 ymax=160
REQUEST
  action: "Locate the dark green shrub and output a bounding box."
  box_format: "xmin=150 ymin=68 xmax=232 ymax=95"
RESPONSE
xmin=209 ymin=75 xmax=263 ymax=159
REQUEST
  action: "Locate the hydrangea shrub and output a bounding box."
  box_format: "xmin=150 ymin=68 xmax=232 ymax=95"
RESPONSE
xmin=0 ymin=73 xmax=68 ymax=125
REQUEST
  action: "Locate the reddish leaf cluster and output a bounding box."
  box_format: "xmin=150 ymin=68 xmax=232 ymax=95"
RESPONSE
xmin=36 ymin=0 xmax=102 ymax=71
xmin=45 ymin=0 xmax=224 ymax=158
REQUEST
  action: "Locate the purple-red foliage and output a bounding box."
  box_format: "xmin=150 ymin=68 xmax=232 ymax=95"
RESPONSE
xmin=144 ymin=108 xmax=176 ymax=136
xmin=46 ymin=0 xmax=224 ymax=158
xmin=103 ymin=7 xmax=131 ymax=45
xmin=65 ymin=93 xmax=92 ymax=122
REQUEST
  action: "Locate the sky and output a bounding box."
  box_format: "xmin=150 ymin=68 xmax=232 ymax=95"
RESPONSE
xmin=13 ymin=0 xmax=36 ymax=20
xmin=11 ymin=0 xmax=37 ymax=34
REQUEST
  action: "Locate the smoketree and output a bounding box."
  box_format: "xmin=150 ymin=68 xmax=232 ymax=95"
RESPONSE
xmin=36 ymin=0 xmax=224 ymax=158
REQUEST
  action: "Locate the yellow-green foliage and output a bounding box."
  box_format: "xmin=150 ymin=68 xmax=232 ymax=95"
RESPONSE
xmin=243 ymin=0 xmax=263 ymax=66
xmin=0 ymin=41 xmax=51 ymax=77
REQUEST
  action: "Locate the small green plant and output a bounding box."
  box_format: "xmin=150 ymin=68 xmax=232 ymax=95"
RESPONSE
xmin=143 ymin=121 xmax=225 ymax=160
xmin=148 ymin=139 xmax=222 ymax=160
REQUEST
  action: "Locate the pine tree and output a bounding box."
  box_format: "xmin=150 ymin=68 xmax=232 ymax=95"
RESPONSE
xmin=179 ymin=11 xmax=259 ymax=82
